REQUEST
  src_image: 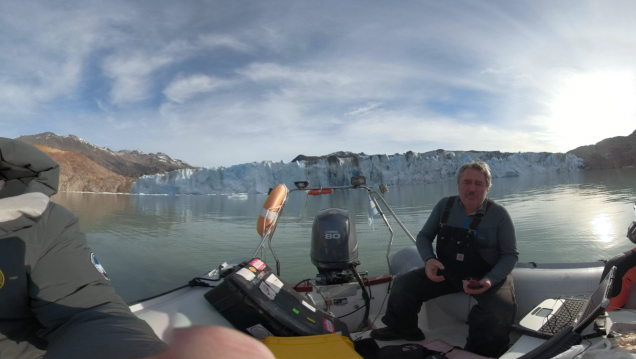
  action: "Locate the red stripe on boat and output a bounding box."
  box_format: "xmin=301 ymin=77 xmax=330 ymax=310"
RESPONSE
xmin=293 ymin=274 xmax=392 ymax=292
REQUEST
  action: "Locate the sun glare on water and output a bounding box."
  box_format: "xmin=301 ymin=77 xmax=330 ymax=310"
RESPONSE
xmin=546 ymin=71 xmax=636 ymax=151
xmin=591 ymin=213 xmax=614 ymax=243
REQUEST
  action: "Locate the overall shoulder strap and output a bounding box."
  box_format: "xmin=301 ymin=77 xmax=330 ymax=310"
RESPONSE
xmin=467 ymin=199 xmax=492 ymax=233
xmin=439 ymin=196 xmax=456 ymax=228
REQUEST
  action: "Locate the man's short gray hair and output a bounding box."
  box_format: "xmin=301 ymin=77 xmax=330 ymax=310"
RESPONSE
xmin=456 ymin=162 xmax=492 ymax=189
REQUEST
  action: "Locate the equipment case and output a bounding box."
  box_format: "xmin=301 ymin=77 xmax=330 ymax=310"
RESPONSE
xmin=205 ymin=258 xmax=350 ymax=339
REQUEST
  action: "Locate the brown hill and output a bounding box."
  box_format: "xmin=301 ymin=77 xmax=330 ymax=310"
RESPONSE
xmin=19 ymin=132 xmax=196 ymax=178
xmin=568 ymin=129 xmax=636 ymax=170
xmin=36 ymin=145 xmax=136 ymax=193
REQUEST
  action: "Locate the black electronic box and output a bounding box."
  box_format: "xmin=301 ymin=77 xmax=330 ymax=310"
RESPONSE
xmin=204 ymin=258 xmax=350 ymax=340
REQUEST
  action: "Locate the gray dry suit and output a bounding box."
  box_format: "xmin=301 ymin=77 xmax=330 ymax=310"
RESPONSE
xmin=382 ymin=196 xmax=519 ymax=357
xmin=0 ymin=138 xmax=167 ymax=359
xmin=416 ymin=196 xmax=518 ymax=285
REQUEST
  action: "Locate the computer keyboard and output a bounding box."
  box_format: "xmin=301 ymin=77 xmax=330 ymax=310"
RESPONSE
xmin=538 ymin=300 xmax=586 ymax=334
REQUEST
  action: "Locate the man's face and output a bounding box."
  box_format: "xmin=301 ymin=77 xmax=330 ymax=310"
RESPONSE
xmin=458 ymin=168 xmax=489 ymax=210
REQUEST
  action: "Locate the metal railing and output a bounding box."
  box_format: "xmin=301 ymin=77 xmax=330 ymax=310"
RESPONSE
xmin=253 ymin=180 xmax=417 ymax=277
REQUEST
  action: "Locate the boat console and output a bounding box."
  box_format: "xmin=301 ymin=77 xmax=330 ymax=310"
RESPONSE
xmin=204 ymin=258 xmax=351 ymax=339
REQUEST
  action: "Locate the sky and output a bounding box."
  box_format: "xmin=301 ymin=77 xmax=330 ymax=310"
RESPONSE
xmin=2 ymin=1 xmax=636 ymax=168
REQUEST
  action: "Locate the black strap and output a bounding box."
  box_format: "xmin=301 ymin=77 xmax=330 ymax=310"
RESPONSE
xmin=439 ymin=196 xmax=456 ymax=228
xmin=467 ymin=199 xmax=492 ymax=234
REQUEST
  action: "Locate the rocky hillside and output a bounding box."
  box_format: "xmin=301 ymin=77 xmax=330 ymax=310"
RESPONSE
xmin=36 ymin=145 xmax=137 ymax=193
xmin=568 ymin=129 xmax=636 ymax=170
xmin=18 ymin=132 xmax=196 ymax=178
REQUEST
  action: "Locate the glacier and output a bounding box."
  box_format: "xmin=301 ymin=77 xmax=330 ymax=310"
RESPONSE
xmin=130 ymin=150 xmax=583 ymax=195
xmin=130 ymin=151 xmax=583 ymax=195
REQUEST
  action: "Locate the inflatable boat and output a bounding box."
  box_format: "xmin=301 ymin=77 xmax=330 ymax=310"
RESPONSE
xmin=128 ymin=177 xmax=630 ymax=358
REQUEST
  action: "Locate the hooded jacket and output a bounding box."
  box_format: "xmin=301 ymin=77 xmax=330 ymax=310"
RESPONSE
xmin=0 ymin=138 xmax=166 ymax=359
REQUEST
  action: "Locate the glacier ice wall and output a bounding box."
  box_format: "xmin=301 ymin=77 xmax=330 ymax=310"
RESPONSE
xmin=130 ymin=150 xmax=583 ymax=195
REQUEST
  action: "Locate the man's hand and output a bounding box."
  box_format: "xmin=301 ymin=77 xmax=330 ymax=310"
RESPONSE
xmin=425 ymin=258 xmax=445 ymax=282
xmin=462 ymin=278 xmax=492 ymax=295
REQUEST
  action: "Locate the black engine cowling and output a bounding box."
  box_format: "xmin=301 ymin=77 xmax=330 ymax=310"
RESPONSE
xmin=310 ymin=208 xmax=359 ymax=285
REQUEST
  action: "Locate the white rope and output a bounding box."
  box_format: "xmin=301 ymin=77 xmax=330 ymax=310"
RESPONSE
xmin=260 ymin=207 xmax=280 ymax=220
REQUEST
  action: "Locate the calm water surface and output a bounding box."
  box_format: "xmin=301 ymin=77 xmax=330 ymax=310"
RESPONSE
xmin=51 ymin=169 xmax=636 ymax=303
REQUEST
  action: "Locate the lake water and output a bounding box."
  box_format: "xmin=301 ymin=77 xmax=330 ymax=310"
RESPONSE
xmin=51 ymin=168 xmax=636 ymax=303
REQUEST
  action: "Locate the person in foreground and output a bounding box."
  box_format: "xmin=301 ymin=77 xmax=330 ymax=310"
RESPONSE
xmin=0 ymin=138 xmax=167 ymax=358
xmin=370 ymin=161 xmax=518 ymax=358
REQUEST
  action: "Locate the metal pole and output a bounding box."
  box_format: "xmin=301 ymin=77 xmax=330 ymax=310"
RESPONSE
xmin=371 ymin=192 xmax=417 ymax=244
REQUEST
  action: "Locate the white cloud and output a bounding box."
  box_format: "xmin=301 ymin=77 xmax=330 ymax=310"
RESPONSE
xmin=102 ymin=33 xmax=250 ymax=105
xmin=237 ymin=63 xmax=351 ymax=86
xmin=4 ymin=0 xmax=636 ymax=167
xmin=198 ymin=34 xmax=253 ymax=53
xmin=103 ymin=53 xmax=175 ymax=105
xmin=163 ymin=74 xmax=231 ymax=103
xmin=0 ymin=1 xmax=109 ymax=112
xmin=346 ymin=102 xmax=383 ymax=117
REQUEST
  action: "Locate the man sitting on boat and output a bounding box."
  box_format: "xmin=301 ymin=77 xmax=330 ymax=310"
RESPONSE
xmin=370 ymin=161 xmax=518 ymax=358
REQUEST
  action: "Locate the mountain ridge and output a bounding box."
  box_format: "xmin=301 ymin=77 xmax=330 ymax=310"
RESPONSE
xmin=34 ymin=145 xmax=137 ymax=193
xmin=14 ymin=128 xmax=636 ymax=194
xmin=18 ymin=132 xmax=196 ymax=178
xmin=567 ymin=129 xmax=636 ymax=169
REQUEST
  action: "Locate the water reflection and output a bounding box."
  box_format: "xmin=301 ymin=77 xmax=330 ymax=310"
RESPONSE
xmin=591 ymin=213 xmax=614 ymax=243
xmin=50 ymin=168 xmax=636 ymax=302
xmin=51 ymin=192 xmax=133 ymax=232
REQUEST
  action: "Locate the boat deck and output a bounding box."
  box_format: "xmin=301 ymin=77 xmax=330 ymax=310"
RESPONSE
xmin=129 ymin=262 xmax=611 ymax=358
xmin=354 ymin=295 xmax=525 ymax=358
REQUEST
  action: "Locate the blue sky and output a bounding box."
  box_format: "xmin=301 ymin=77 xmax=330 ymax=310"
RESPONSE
xmin=2 ymin=1 xmax=636 ymax=167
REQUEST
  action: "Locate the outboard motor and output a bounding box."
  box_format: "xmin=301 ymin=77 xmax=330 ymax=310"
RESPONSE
xmin=310 ymin=207 xmax=371 ymax=332
xmin=310 ymin=208 xmax=360 ymax=285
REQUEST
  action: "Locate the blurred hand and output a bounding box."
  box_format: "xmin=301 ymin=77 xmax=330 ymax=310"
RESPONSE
xmin=425 ymin=258 xmax=445 ymax=282
xmin=146 ymin=326 xmax=275 ymax=359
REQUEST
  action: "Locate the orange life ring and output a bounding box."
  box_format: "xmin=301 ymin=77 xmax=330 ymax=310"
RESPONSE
xmin=257 ymin=184 xmax=288 ymax=237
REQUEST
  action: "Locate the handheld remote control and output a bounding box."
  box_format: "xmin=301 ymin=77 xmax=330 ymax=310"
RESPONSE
xmin=466 ymin=279 xmax=483 ymax=289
